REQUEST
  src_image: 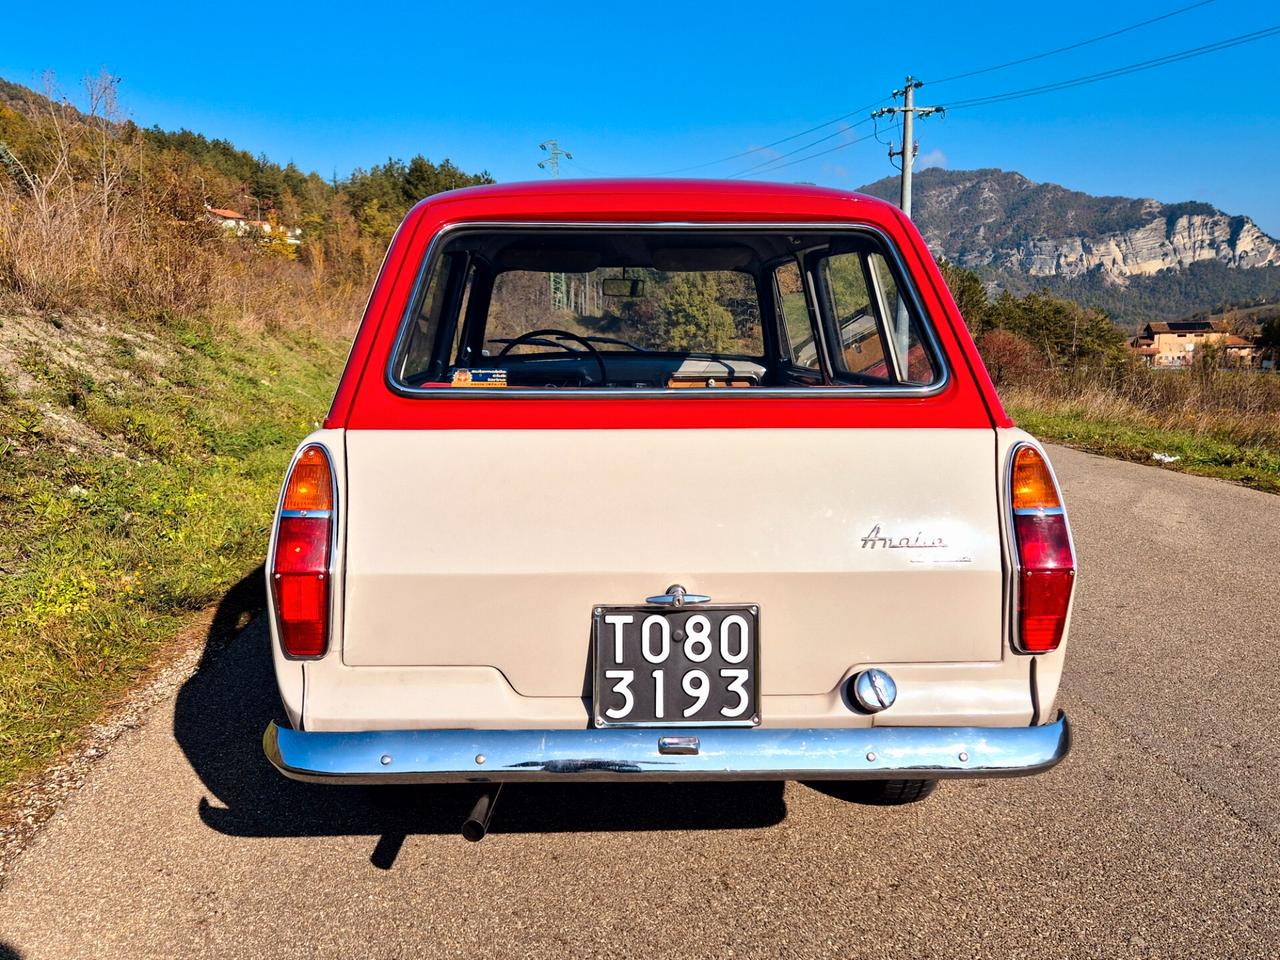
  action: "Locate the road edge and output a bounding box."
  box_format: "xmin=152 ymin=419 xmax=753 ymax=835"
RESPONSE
xmin=0 ymin=609 xmax=221 ymax=888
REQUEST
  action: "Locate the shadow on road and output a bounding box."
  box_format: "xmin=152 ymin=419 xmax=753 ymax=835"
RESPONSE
xmin=173 ymin=569 xmax=787 ymax=863
xmin=0 ymin=941 xmax=22 ymax=960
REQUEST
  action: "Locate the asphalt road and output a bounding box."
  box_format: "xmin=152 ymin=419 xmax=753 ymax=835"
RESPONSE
xmin=1 ymin=445 xmax=1278 ymax=959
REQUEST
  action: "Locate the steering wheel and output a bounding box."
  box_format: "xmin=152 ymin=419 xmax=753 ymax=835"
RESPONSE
xmin=496 ymin=328 xmax=609 ymax=386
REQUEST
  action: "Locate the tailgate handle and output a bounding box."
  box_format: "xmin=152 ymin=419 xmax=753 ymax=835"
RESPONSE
xmin=645 ymin=584 xmax=711 ymax=606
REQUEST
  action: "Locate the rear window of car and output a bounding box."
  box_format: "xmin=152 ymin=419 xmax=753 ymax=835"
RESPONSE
xmin=488 ymin=268 xmax=764 ymax=356
xmin=390 ymin=227 xmax=945 ymax=395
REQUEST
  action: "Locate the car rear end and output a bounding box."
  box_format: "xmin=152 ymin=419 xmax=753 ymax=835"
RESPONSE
xmin=262 ymin=180 xmax=1073 ymax=788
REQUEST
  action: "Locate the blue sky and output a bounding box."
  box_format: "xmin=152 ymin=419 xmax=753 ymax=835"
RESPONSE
xmin=5 ymin=0 xmax=1280 ymax=232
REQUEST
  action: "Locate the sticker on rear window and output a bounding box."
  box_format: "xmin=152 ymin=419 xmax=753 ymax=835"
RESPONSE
xmin=450 ymin=368 xmax=508 ymax=388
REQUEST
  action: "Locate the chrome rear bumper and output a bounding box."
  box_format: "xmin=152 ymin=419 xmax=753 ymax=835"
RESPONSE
xmin=263 ymin=712 xmax=1069 ymax=784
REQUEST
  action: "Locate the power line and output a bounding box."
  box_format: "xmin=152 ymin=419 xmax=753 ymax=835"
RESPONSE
xmin=726 ymin=116 xmax=875 ymax=178
xmin=650 ymin=5 xmax=1269 ymax=182
xmin=564 ymin=156 xmax=610 ymax=177
xmin=946 ymin=23 xmax=1280 ymax=109
xmin=654 ymin=97 xmax=889 ymax=175
xmin=872 ymin=112 xmax=904 ymax=171
xmin=660 ymin=3 xmax=1213 ymax=178
xmin=730 ymin=129 xmax=881 ymax=178
xmin=927 ymin=0 xmax=1218 ymax=85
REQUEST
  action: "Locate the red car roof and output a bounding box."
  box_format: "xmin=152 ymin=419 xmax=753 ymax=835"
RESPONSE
xmin=409 ymin=178 xmax=903 ymax=225
xmin=427 ymin=177 xmax=885 ymax=204
xmin=324 ymin=178 xmax=1011 ymax=431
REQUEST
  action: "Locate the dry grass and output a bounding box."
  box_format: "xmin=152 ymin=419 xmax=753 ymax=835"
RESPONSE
xmin=0 ymin=74 xmax=372 ymax=335
xmin=1006 ymin=363 xmax=1280 ymax=449
xmin=0 ymin=174 xmax=368 ymax=335
xmin=1005 ymin=364 xmax=1280 ymax=492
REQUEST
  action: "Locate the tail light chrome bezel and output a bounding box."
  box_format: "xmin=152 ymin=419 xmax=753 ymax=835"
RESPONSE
xmin=1004 ymin=441 xmax=1077 ymax=655
xmin=269 ymin=442 xmax=339 ymax=660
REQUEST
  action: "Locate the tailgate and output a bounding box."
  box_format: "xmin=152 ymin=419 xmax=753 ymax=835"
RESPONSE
xmin=341 ymin=427 xmax=1002 ymax=697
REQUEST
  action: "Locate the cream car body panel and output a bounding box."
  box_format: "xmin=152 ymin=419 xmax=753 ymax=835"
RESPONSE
xmin=341 ymin=428 xmax=1002 ymax=697
xmin=299 ymin=659 xmax=1037 ymax=731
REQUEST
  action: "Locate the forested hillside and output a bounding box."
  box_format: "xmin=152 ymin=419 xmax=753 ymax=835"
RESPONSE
xmin=0 ymin=74 xmax=490 ymax=326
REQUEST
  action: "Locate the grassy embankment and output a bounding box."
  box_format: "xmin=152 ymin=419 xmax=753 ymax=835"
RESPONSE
xmin=0 ymin=73 xmax=391 ymax=796
xmin=0 ymin=311 xmax=347 ymax=792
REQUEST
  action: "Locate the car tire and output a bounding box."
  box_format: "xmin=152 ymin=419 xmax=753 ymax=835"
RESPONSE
xmin=809 ymin=778 xmax=938 ymax=805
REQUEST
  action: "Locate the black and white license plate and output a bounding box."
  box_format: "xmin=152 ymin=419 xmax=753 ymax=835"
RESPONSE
xmin=592 ymin=605 xmax=759 ymax=727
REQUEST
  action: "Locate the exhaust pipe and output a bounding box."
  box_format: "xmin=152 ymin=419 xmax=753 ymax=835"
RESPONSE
xmin=462 ymin=785 xmax=503 ymax=842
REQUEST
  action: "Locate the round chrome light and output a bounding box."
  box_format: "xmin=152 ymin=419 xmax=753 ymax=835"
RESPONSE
xmin=850 ymin=669 xmax=897 ymax=713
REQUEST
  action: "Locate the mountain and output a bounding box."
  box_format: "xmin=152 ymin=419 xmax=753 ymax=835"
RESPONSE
xmin=858 ymin=168 xmax=1280 ymax=324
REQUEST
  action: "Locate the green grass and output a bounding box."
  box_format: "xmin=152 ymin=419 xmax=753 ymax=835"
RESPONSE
xmin=0 ymin=314 xmax=348 ymax=791
xmin=1010 ymin=403 xmax=1280 ymax=494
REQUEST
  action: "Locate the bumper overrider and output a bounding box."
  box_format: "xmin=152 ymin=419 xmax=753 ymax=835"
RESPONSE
xmin=263 ymin=712 xmax=1070 ymax=783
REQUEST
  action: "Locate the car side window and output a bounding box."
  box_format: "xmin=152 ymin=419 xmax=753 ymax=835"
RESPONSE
xmin=399 ymin=253 xmax=479 ymax=382
xmin=817 ymin=249 xmax=938 ymax=386
xmin=774 ymin=261 xmax=819 ymax=370
xmin=449 ymin=267 xmax=475 ymax=365
xmin=868 ymin=252 xmax=937 ymax=385
xmin=821 ymin=253 xmax=886 ymax=378
xmin=399 ymin=253 xmax=455 ymax=382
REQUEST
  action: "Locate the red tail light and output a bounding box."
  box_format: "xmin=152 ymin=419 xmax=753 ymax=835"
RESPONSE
xmin=1009 ymin=445 xmax=1075 ymax=653
xmin=272 ymin=445 xmax=333 ymax=658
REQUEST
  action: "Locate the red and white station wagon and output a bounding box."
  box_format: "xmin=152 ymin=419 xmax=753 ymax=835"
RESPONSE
xmin=263 ymin=179 xmax=1074 ymax=833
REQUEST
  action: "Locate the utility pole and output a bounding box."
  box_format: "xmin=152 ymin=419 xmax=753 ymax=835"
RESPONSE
xmin=872 ymin=78 xmax=944 ymax=367
xmin=538 ymin=140 xmax=573 ymax=310
xmin=871 ymin=77 xmax=944 ymax=218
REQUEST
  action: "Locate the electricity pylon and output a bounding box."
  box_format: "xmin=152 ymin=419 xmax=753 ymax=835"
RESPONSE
xmin=538 ymin=140 xmax=574 ymax=310
xmin=538 ymin=139 xmax=573 ymax=178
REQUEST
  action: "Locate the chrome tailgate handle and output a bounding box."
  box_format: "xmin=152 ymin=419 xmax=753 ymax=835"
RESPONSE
xmin=645 ymin=584 xmax=711 ymax=606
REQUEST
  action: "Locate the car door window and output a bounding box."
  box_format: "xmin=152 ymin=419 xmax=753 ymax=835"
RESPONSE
xmin=774 ymin=261 xmax=819 ymax=370
xmin=868 ymin=252 xmax=936 ymax=384
xmin=817 ymin=249 xmax=938 ymax=386
xmin=821 ymin=252 xmax=892 ymax=379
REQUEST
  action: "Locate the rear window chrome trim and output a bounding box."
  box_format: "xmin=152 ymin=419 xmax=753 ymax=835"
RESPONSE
xmin=384 ymin=221 xmax=951 ymax=401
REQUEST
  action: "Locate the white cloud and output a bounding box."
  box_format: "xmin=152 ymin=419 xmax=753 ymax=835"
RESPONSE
xmin=916 ymin=148 xmax=948 ymax=169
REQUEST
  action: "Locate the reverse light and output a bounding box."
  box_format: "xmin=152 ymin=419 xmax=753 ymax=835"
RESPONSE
xmin=1010 ymin=445 xmax=1075 ymax=653
xmin=272 ymin=445 xmax=333 ymax=658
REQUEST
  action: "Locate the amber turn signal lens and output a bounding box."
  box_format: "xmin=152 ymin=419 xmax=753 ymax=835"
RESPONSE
xmin=1011 ymin=446 xmax=1061 ymax=512
xmin=283 ymin=446 xmax=333 ymax=511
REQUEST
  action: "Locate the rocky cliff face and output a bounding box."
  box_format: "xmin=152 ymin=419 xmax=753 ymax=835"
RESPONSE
xmin=857 ymin=168 xmax=1280 ymax=286
xmin=987 ymin=211 xmax=1280 ymax=281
